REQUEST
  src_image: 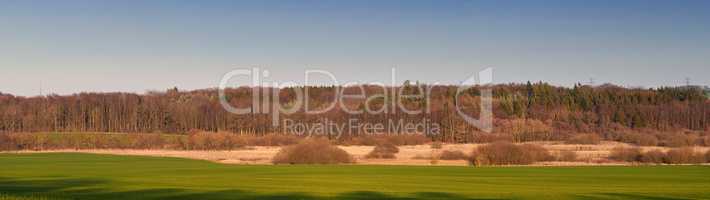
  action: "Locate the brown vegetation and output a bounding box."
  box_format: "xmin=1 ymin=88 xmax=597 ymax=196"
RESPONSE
xmin=430 ymin=141 xmax=443 ymax=149
xmin=609 ymin=146 xmax=709 ymax=164
xmin=8 ymin=141 xmax=710 ymax=166
xmin=364 ymin=142 xmax=400 ymax=159
xmin=614 ymin=132 xmax=659 ymax=146
xmin=565 ymin=134 xmax=601 ymax=145
xmin=0 ymin=132 xmax=438 ymax=151
xmin=0 ymin=132 xmax=306 ymax=151
xmin=520 ymin=144 xmax=554 ymax=161
xmin=468 ymin=142 xmax=552 ymax=166
xmin=272 ymin=139 xmax=354 ymax=164
xmin=659 ymin=133 xmax=696 ymax=147
xmin=609 ymin=147 xmax=642 ymax=162
xmin=438 ymin=150 xmax=468 ymax=160
xmin=497 ymin=119 xmax=554 ymax=142
xmin=664 ymin=148 xmax=705 ymax=164
xmin=0 ymin=133 xmax=13 ymax=150
xmin=556 ymin=150 xmax=577 ymax=162
xmin=340 ymin=135 xmax=430 ymax=146
xmin=639 ymin=150 xmax=666 ymax=164
xmin=0 ymin=84 xmax=707 ymax=144
xmin=0 ymin=132 xmax=180 ymax=150
xmin=468 ymin=133 xmax=514 ymax=143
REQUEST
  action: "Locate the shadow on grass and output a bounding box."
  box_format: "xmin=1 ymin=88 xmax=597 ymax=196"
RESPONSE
xmin=1 ymin=177 xmax=696 ymax=200
xmin=0 ymin=177 xmax=503 ymax=200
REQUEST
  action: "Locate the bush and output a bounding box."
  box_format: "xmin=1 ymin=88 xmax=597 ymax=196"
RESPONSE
xmin=132 ymin=133 xmax=166 ymax=149
xmin=272 ymin=139 xmax=354 ymax=164
xmin=377 ymin=141 xmax=400 ymax=153
xmin=520 ymin=144 xmax=554 ymax=162
xmin=0 ymin=132 xmax=190 ymax=150
xmin=184 ymin=132 xmax=249 ymax=150
xmin=661 ymin=133 xmax=694 ymax=147
xmin=639 ymin=150 xmax=666 ymax=164
xmin=557 ymin=151 xmax=577 ymax=162
xmin=565 ymin=134 xmax=601 ymax=145
xmin=468 ymin=142 xmax=552 ymax=166
xmin=609 ymin=147 xmax=642 ymax=162
xmin=365 ymin=142 xmax=399 ymax=159
xmin=438 ymin=150 xmax=467 ymax=160
xmin=0 ymin=133 xmax=18 ymax=151
xmin=339 ymin=135 xmax=430 ymax=146
xmin=665 ymin=147 xmax=704 ymax=164
xmin=430 ymin=141 xmax=443 ymax=149
xmin=706 ymin=150 xmax=710 ymax=163
xmin=616 ymin=132 xmax=658 ymax=146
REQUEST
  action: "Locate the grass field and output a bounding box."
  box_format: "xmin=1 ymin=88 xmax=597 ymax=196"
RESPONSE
xmin=1 ymin=153 xmax=709 ymax=200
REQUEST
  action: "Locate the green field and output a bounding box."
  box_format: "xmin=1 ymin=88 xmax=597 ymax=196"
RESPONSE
xmin=1 ymin=153 xmax=709 ymax=200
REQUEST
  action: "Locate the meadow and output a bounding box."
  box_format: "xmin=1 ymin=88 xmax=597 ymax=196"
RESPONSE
xmin=1 ymin=153 xmax=709 ymax=200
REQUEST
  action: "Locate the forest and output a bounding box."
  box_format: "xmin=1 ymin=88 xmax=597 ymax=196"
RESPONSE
xmin=0 ymin=82 xmax=708 ymax=143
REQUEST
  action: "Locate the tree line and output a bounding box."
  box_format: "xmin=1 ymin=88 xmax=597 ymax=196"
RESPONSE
xmin=0 ymin=82 xmax=707 ymax=143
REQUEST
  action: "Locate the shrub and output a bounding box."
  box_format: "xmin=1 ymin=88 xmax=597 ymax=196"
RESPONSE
xmin=617 ymin=132 xmax=658 ymax=146
xmin=661 ymin=133 xmax=694 ymax=147
xmin=365 ymin=142 xmax=399 ymax=159
xmin=557 ymin=151 xmax=577 ymax=162
xmin=520 ymin=144 xmax=554 ymax=162
xmin=706 ymin=150 xmax=710 ymax=163
xmin=565 ymin=134 xmax=601 ymax=145
xmin=0 ymin=133 xmax=18 ymax=151
xmin=132 ymin=133 xmax=166 ymax=149
xmin=377 ymin=141 xmax=400 ymax=153
xmin=430 ymin=141 xmax=443 ymax=149
xmin=272 ymin=139 xmax=354 ymax=164
xmin=609 ymin=147 xmax=642 ymax=162
xmin=185 ymin=132 xmax=248 ymax=150
xmin=639 ymin=150 xmax=666 ymax=164
xmin=664 ymin=147 xmax=704 ymax=164
xmin=468 ymin=142 xmax=552 ymax=166
xmin=339 ymin=135 xmax=430 ymax=146
xmin=0 ymin=132 xmax=191 ymax=150
xmin=438 ymin=150 xmax=467 ymax=160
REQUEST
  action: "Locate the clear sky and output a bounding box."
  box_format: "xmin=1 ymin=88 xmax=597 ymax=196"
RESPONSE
xmin=1 ymin=0 xmax=709 ymax=96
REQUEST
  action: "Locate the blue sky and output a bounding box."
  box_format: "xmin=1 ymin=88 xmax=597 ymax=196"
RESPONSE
xmin=1 ymin=0 xmax=709 ymax=96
